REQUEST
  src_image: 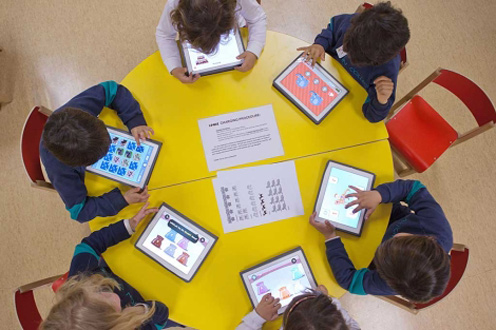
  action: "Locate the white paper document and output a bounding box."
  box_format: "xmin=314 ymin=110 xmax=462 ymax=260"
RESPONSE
xmin=198 ymin=105 xmax=284 ymax=171
xmin=213 ymin=161 xmax=304 ymax=233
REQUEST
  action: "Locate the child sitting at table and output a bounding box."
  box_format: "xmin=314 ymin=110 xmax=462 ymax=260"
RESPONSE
xmin=310 ymin=180 xmax=452 ymax=303
xmin=297 ymin=2 xmax=410 ymax=122
xmin=39 ymin=203 xmax=182 ymax=330
xmin=41 ymin=81 xmax=153 ymax=223
xmin=156 ymin=0 xmax=267 ymax=84
xmin=236 ymin=285 xmax=360 ymax=329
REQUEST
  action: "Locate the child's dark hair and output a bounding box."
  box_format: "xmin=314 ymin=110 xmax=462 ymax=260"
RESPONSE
xmin=42 ymin=108 xmax=110 ymax=167
xmin=171 ymin=0 xmax=237 ymax=54
xmin=374 ymin=235 xmax=451 ymax=303
xmin=343 ymin=1 xmax=410 ymax=67
xmin=282 ymin=291 xmax=349 ymax=330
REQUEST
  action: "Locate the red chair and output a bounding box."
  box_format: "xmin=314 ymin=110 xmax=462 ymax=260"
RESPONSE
xmin=378 ymin=243 xmax=469 ymax=313
xmin=386 ymin=68 xmax=496 ymax=176
xmin=14 ymin=272 xmax=68 ymax=330
xmin=356 ymin=2 xmax=408 ymax=72
xmin=20 ymin=106 xmax=55 ymax=191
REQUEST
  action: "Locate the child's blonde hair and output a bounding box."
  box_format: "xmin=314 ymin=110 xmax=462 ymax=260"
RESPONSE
xmin=39 ymin=274 xmax=155 ymax=330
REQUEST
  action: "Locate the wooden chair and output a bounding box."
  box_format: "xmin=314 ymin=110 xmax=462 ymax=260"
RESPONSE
xmin=386 ymin=68 xmax=496 ymax=176
xmin=355 ymin=2 xmax=408 ymax=72
xmin=378 ymin=243 xmax=469 ymax=314
xmin=20 ymin=105 xmax=55 ymax=191
xmin=14 ymin=272 xmax=68 ymax=330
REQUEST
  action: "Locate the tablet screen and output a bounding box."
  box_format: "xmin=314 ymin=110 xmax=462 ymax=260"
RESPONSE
xmin=314 ymin=161 xmax=375 ymax=236
xmin=87 ymin=128 xmax=160 ymax=188
xmin=183 ymin=29 xmax=244 ymax=74
xmin=318 ymin=167 xmax=370 ymax=229
xmin=273 ymin=55 xmax=348 ymax=124
xmin=136 ymin=203 xmax=218 ymax=282
xmin=241 ymin=248 xmax=317 ymax=313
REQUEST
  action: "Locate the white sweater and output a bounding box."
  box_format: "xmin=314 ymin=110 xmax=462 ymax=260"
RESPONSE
xmin=156 ymin=0 xmax=267 ymax=73
xmin=235 ymin=297 xmax=361 ymax=330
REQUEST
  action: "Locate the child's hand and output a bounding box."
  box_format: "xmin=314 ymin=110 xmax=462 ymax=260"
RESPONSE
xmin=131 ymin=125 xmax=154 ymax=146
xmin=171 ymin=67 xmax=200 ymax=84
xmin=123 ymin=186 xmax=150 ymax=205
xmin=296 ymin=44 xmax=325 ymax=66
xmin=235 ymin=51 xmax=257 ymax=72
xmin=309 ymin=212 xmax=336 ymax=240
xmin=374 ymin=76 xmax=394 ymax=105
xmin=344 ymin=186 xmax=382 ymax=220
xmin=255 ymin=293 xmax=281 ymax=321
xmin=129 ymin=202 xmax=159 ymax=231
xmin=316 ymin=284 xmax=329 ymax=295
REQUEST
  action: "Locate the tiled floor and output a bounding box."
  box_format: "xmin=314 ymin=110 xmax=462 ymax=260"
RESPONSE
xmin=1 ymin=0 xmax=495 ymax=329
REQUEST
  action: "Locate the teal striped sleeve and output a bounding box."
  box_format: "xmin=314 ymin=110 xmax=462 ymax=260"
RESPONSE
xmin=99 ymin=80 xmax=119 ymax=107
xmin=73 ymin=242 xmax=100 ymax=261
xmin=66 ymin=200 xmax=86 ymax=220
xmin=406 ymin=181 xmax=426 ymax=204
xmin=348 ymin=268 xmax=370 ymax=295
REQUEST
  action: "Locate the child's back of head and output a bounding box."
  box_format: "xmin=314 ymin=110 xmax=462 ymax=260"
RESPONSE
xmin=171 ymin=0 xmax=237 ymax=54
xmin=283 ymin=292 xmax=349 ymax=330
xmin=40 ymin=274 xmax=154 ymax=330
xmin=43 ymin=108 xmax=110 ymax=167
xmin=374 ymin=235 xmax=451 ymax=303
xmin=343 ymin=1 xmax=410 ymax=67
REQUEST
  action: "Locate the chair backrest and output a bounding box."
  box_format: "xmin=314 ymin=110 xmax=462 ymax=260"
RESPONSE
xmin=14 ymin=273 xmax=66 ymax=330
xmin=414 ymin=244 xmax=469 ymax=310
xmin=433 ymin=69 xmax=496 ymax=127
xmin=20 ymin=106 xmax=51 ymax=183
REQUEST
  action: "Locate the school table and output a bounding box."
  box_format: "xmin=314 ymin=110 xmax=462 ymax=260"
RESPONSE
xmin=88 ymin=139 xmax=394 ymax=330
xmin=93 ymin=30 xmax=388 ymax=190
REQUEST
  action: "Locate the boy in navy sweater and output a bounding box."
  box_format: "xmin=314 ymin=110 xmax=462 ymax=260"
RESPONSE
xmin=41 ymin=203 xmax=176 ymax=329
xmin=40 ymin=81 xmax=154 ymax=223
xmin=297 ymin=2 xmax=410 ymax=122
xmin=310 ymin=180 xmax=453 ymax=303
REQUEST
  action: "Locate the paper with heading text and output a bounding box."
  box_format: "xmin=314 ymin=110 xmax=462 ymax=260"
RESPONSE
xmin=198 ymin=105 xmax=284 ymax=171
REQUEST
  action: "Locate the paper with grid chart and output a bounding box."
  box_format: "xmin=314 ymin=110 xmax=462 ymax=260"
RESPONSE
xmin=213 ymin=161 xmax=304 ymax=233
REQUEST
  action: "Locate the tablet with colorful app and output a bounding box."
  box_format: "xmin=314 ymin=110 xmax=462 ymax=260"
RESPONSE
xmin=273 ymin=53 xmax=348 ymax=124
xmin=240 ymin=247 xmax=317 ymax=314
xmin=135 ymin=203 xmax=218 ymax=282
xmin=86 ymin=127 xmax=161 ymax=189
xmin=180 ymin=28 xmax=245 ymax=76
xmin=314 ymin=160 xmax=375 ymax=236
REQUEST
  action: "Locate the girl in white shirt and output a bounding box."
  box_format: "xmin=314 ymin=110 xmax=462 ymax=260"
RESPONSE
xmin=156 ymin=0 xmax=267 ymax=84
xmin=236 ymin=285 xmax=361 ymax=330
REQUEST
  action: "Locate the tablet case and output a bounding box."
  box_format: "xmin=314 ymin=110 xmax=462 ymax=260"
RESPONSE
xmin=135 ymin=202 xmax=218 ymax=282
xmin=273 ymin=54 xmax=348 ymax=125
xmin=313 ymin=160 xmax=376 ymax=237
xmin=86 ymin=126 xmax=162 ymax=189
xmin=239 ymin=247 xmax=318 ymax=310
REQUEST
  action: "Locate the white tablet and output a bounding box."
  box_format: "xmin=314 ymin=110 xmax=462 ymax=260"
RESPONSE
xmin=240 ymin=247 xmax=317 ymax=314
xmin=135 ymin=203 xmax=218 ymax=282
xmin=314 ymin=160 xmax=375 ymax=236
xmin=273 ymin=53 xmax=348 ymax=124
xmin=87 ymin=127 xmax=161 ymax=189
xmin=180 ymin=29 xmax=245 ymax=76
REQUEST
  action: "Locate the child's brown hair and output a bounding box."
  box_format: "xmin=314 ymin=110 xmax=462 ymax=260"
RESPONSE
xmin=282 ymin=291 xmax=349 ymax=330
xmin=343 ymin=1 xmax=409 ymax=67
xmin=374 ymin=235 xmax=451 ymax=303
xmin=42 ymin=108 xmax=110 ymax=167
xmin=171 ymin=0 xmax=237 ymax=54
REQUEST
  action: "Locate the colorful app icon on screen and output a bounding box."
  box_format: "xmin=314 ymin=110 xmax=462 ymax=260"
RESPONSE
xmin=296 ymin=73 xmax=309 ymax=88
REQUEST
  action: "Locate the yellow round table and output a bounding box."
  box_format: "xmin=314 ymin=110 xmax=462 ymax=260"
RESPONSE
xmin=92 ymin=31 xmax=388 ymax=190
xmin=88 ymin=31 xmax=394 ymax=329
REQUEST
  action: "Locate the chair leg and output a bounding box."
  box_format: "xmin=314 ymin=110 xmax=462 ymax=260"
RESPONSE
xmin=390 ymin=146 xmax=418 ymax=177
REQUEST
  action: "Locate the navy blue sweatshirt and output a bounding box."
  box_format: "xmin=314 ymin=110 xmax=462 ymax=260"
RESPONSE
xmin=325 ymin=180 xmax=453 ymax=295
xmin=69 ymin=220 xmax=170 ymax=329
xmin=314 ymin=14 xmax=401 ymax=122
xmin=40 ymin=81 xmax=147 ymax=223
